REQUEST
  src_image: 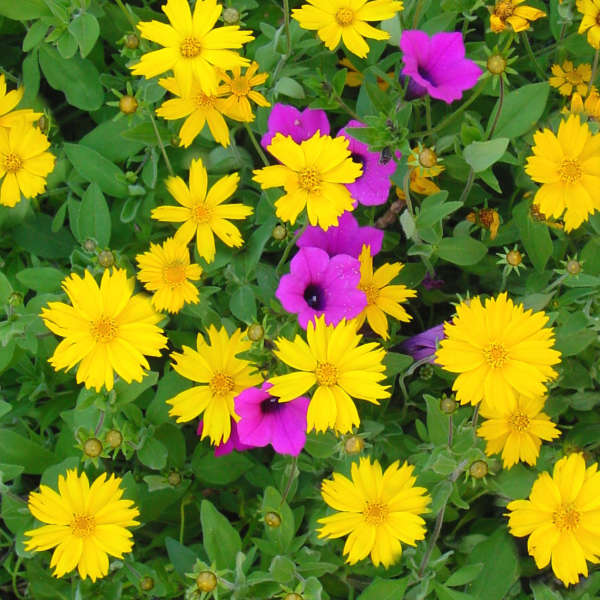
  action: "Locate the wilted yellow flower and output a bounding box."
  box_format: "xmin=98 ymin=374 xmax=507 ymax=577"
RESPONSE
xmin=489 ymin=0 xmax=546 ymax=33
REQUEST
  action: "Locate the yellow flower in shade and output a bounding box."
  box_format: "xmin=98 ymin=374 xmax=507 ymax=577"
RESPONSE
xmin=549 ymin=61 xmax=592 ymax=97
xmin=318 ymin=457 xmax=430 ymax=568
xmin=167 ymin=326 xmax=261 ymax=444
xmin=268 ymin=315 xmax=390 ymax=434
xmin=477 ymin=395 xmax=561 ymax=469
xmin=131 ymin=0 xmax=254 ymax=94
xmin=407 ymin=144 xmax=444 ymax=178
xmin=24 ymin=470 xmax=139 ymax=582
xmin=525 ymin=114 xmax=600 ymax=232
xmin=339 ymin=57 xmax=391 ymax=90
xmin=353 ymin=245 xmax=416 ymax=340
xmin=506 ymin=453 xmax=600 ymax=586
xmin=253 ymin=132 xmax=362 ymax=230
xmin=218 ymin=62 xmax=270 ymax=122
xmin=489 ymin=0 xmax=546 ymax=33
xmin=156 ymin=75 xmax=232 ymax=147
xmin=40 ymin=269 xmax=168 ymax=392
xmin=578 ymin=0 xmax=600 ymax=49
xmin=435 ymin=293 xmax=561 ymax=410
xmin=0 ymin=120 xmax=55 ymax=207
xmin=136 ymin=237 xmax=202 ymax=314
xmin=152 ymin=158 xmax=252 ymax=263
xmin=292 ymin=0 xmax=404 ymax=59
xmin=408 ymin=170 xmax=440 ymax=196
xmin=0 ymin=74 xmax=41 ymax=128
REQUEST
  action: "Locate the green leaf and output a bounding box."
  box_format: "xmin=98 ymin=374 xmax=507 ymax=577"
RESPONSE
xmin=425 ymin=394 xmax=450 ymax=446
xmin=513 ymin=200 xmax=552 ymax=272
xmin=445 ymin=563 xmax=484 ymax=587
xmin=437 ymin=236 xmax=487 ymax=266
xmin=0 ymin=430 xmax=57 ymax=474
xmin=229 ymin=285 xmax=257 ymax=323
xmin=492 ymin=82 xmax=549 ymax=139
xmin=269 ymin=555 xmax=296 ymax=584
xmin=81 ymin=119 xmax=146 ymax=162
xmin=165 ymin=537 xmax=197 ymax=578
xmin=434 ymin=583 xmax=475 ymax=600
xmin=463 ymin=138 xmax=509 ymax=173
xmin=531 ymin=582 xmax=565 ymax=600
xmin=358 ymin=577 xmax=409 ymax=600
xmin=68 ymin=12 xmax=99 ymax=57
xmin=16 ymin=267 xmax=64 ymax=292
xmin=13 ymin=214 xmax=75 ymax=258
xmin=192 ymin=450 xmax=253 ymax=485
xmin=416 ymin=191 xmax=462 ymax=229
xmin=0 ymin=0 xmax=50 ymax=19
xmin=275 ymin=76 xmax=305 ymax=99
xmin=200 ymin=499 xmax=242 ymax=570
xmin=383 ymin=352 xmax=413 ymax=378
xmin=22 ymin=20 xmax=48 ymax=51
xmin=78 ymin=183 xmax=111 ymax=247
xmin=137 ymin=438 xmax=168 ymax=470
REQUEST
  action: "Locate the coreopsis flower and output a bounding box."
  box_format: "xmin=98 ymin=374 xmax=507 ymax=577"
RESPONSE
xmin=578 ymin=0 xmax=600 ymax=49
xmin=253 ymin=132 xmax=362 ymax=230
xmin=408 ymin=144 xmax=445 ymax=178
xmin=339 ymin=57 xmax=391 ymax=90
xmin=489 ymin=0 xmax=546 ymax=33
xmin=525 ymin=114 xmax=600 ymax=232
xmin=131 ymin=0 xmax=254 ymax=94
xmin=435 ymin=293 xmax=561 ymax=409
xmin=570 ymin=88 xmax=600 ymax=119
xmin=507 ymin=453 xmax=600 ymax=586
xmin=135 ymin=236 xmax=202 ymax=314
xmin=218 ymin=61 xmax=270 ymax=122
xmin=268 ymin=315 xmax=390 ymax=434
xmin=407 ymin=170 xmax=441 ymax=195
xmin=477 ymin=395 xmax=561 ymax=468
xmin=318 ymin=457 xmax=430 ymax=567
xmin=549 ymin=61 xmax=592 ymax=97
xmin=0 ymin=120 xmax=55 ymax=207
xmin=466 ymin=207 xmax=501 ymax=239
xmin=353 ymin=245 xmax=416 ymax=340
xmin=0 ymin=74 xmax=41 ymax=128
xmin=261 ymin=104 xmax=330 ymax=149
xmin=292 ymin=0 xmax=404 ymax=59
xmin=152 ymin=158 xmax=253 ymax=263
xmin=400 ymin=31 xmax=482 ymax=104
xmin=25 ymin=470 xmax=139 ymax=581
xmin=401 ymin=323 xmax=445 ymax=362
xmin=167 ymin=326 xmax=261 ymax=444
xmin=41 ymin=269 xmax=167 ymax=392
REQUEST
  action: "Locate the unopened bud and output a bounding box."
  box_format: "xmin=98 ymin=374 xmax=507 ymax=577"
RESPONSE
xmin=418 ymin=148 xmax=437 ymax=169
xmin=222 ymin=7 xmax=240 ymax=25
xmin=566 ymin=259 xmax=582 ymax=275
xmin=272 ymin=224 xmax=287 ymax=240
xmin=506 ymin=250 xmax=522 ymax=267
xmin=119 ymin=95 xmax=138 ymax=115
xmin=125 ymin=34 xmax=139 ymax=49
xmin=487 ymin=54 xmax=507 ymax=75
xmin=105 ymin=429 xmax=122 ymax=448
xmin=469 ymin=460 xmax=488 ymax=479
xmin=83 ymin=238 xmax=96 ymax=253
xmin=98 ymin=250 xmax=115 ymax=268
xmin=170 ymin=135 xmax=181 ymax=147
xmin=84 ymin=438 xmax=102 ymax=458
xmin=419 ymin=364 xmax=434 ymax=380
xmin=284 ymin=594 xmax=303 ymax=600
xmin=37 ymin=115 xmax=49 ymax=133
xmin=264 ymin=511 xmax=281 ymax=528
xmin=248 ymin=324 xmax=264 ymax=341
xmin=140 ymin=576 xmax=154 ymax=591
xmin=344 ymin=435 xmax=364 ymax=454
xmin=196 ymin=571 xmax=217 ymax=592
xmin=8 ymin=292 xmax=23 ymax=307
xmin=167 ymin=471 xmax=181 ymax=486
xmin=440 ymin=396 xmax=458 ymax=414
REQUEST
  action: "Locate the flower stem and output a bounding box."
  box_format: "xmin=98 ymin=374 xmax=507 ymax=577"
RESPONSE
xmin=283 ymin=0 xmax=291 ymax=56
xmin=520 ymin=31 xmax=545 ymax=80
xmin=412 ymin=0 xmax=425 ymax=28
xmin=589 ymin=48 xmax=600 ymax=95
xmin=487 ymin=76 xmax=504 ymax=140
xmin=280 ymin=455 xmax=298 ymax=505
xmin=114 ymin=0 xmax=138 ymax=31
xmin=244 ymin=123 xmax=269 ymax=166
xmin=276 ymin=226 xmax=304 ymax=274
xmin=424 ymin=95 xmax=432 ymax=140
xmin=179 ymin=499 xmax=186 ymax=544
xmin=148 ymin=110 xmax=174 ymax=176
xmin=458 ymin=168 xmax=475 ymax=205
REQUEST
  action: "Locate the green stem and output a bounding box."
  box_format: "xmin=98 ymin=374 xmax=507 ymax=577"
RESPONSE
xmin=589 ymin=48 xmax=600 ymax=96
xmin=244 ymin=123 xmax=269 ymax=166
xmin=520 ymin=31 xmax=545 ymax=80
xmin=114 ymin=0 xmax=138 ymax=31
xmin=424 ymin=95 xmax=432 ymax=140
xmin=472 ymin=405 xmax=479 ymax=430
xmin=328 ymin=85 xmax=361 ymax=121
xmin=280 ymin=455 xmax=298 ymax=505
xmin=282 ymin=0 xmax=291 ymax=56
xmin=179 ymin=500 xmax=186 ymax=544
xmin=487 ymin=75 xmax=504 ymax=140
xmin=412 ymin=0 xmax=425 ymax=28
xmin=12 ymin=556 xmax=25 ymax=600
xmin=276 ymin=226 xmax=304 ymax=274
xmin=458 ymin=168 xmax=475 ymax=205
xmin=148 ymin=110 xmax=174 ymax=176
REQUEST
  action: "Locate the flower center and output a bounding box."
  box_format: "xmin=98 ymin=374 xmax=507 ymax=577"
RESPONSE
xmin=559 ymin=159 xmax=582 ymax=183
xmin=210 ymin=372 xmax=235 ymax=396
xmin=494 ymin=0 xmax=514 ymax=18
xmin=180 ymin=36 xmax=202 ymax=58
xmin=508 ymin=411 xmax=530 ymax=432
xmin=335 ymin=7 xmax=354 ymax=26
xmin=359 ymin=283 xmax=379 ymax=305
xmin=3 ymin=152 xmax=22 ymax=173
xmin=363 ymin=501 xmax=389 ymax=526
xmin=162 ymin=261 xmax=187 ymax=287
xmin=552 ymin=503 xmax=580 ymax=532
xmin=298 ymin=167 xmax=321 ymax=193
xmin=483 ymin=342 xmax=508 ymax=368
xmin=70 ymin=513 xmax=96 ymax=538
xmin=90 ymin=316 xmax=118 ymax=343
xmin=565 ymin=70 xmax=584 ymax=85
xmin=303 ymin=283 xmax=326 ymax=311
xmin=260 ymin=396 xmax=281 ymax=415
xmin=231 ymin=76 xmax=250 ymax=96
xmin=419 ymin=148 xmax=437 ymax=168
xmin=191 ymin=203 xmax=212 ymax=224
xmin=193 ymin=92 xmax=216 ymax=109
xmin=315 ymin=362 xmax=338 ymax=387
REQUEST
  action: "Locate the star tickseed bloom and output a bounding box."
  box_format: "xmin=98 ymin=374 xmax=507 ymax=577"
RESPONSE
xmin=549 ymin=61 xmax=592 ymax=97
xmin=489 ymin=0 xmax=546 ymax=33
xmin=25 ymin=470 xmax=140 ymax=581
xmin=318 ymin=457 xmax=430 ymax=567
xmin=507 ymin=453 xmax=600 ymax=586
xmin=578 ymin=0 xmax=600 ymax=49
xmin=0 ymin=74 xmax=41 ymax=128
xmin=218 ymin=61 xmax=270 ymax=122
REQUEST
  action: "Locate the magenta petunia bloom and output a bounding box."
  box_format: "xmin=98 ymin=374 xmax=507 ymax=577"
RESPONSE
xmin=197 ymin=418 xmax=254 ymax=457
xmin=235 ymin=382 xmax=309 ymax=456
xmin=276 ymin=246 xmax=367 ymax=328
xmin=399 ymin=30 xmax=482 ymax=104
xmin=401 ymin=323 xmax=446 ymax=363
xmin=297 ymin=211 xmax=384 ymax=258
xmin=261 ymin=103 xmax=330 ymax=148
xmin=337 ymin=120 xmax=400 ymax=207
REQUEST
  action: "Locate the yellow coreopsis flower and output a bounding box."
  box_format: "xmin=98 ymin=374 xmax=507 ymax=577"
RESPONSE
xmin=292 ymin=0 xmax=404 ymax=59
xmin=40 ymin=268 xmax=168 ymax=392
xmin=253 ymin=132 xmax=362 ymax=230
xmin=152 ymin=158 xmax=253 ymax=263
xmin=489 ymin=0 xmax=546 ymax=33
xmin=578 ymin=0 xmax=600 ymax=49
xmin=507 ymin=453 xmax=600 ymax=586
xmin=477 ymin=394 xmax=561 ymax=468
xmin=549 ymin=61 xmax=592 ymax=97
xmin=167 ymin=326 xmax=261 ymax=444
xmin=0 ymin=74 xmax=41 ymax=128
xmin=218 ymin=61 xmax=270 ymax=122
xmin=136 ymin=236 xmax=202 ymax=314
xmin=570 ymin=88 xmax=600 ymax=119
xmin=25 ymin=470 xmax=140 ymax=582
xmin=435 ymin=293 xmax=561 ymax=410
xmin=354 ymin=245 xmax=416 ymax=340
xmin=131 ymin=0 xmax=254 ymax=94
xmin=318 ymin=457 xmax=430 ymax=568
xmin=268 ymin=315 xmax=390 ymax=434
xmin=525 ymin=114 xmax=600 ymax=232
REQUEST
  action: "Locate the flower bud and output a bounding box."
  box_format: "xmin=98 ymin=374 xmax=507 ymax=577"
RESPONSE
xmin=487 ymin=54 xmax=507 ymax=75
xmin=419 ymin=364 xmax=434 ymax=380
xmin=37 ymin=115 xmax=49 ymax=133
xmin=196 ymin=571 xmax=217 ymax=592
xmin=170 ymin=135 xmax=181 ymax=147
xmin=98 ymin=250 xmax=115 ymax=268
xmin=469 ymin=460 xmax=488 ymax=479
xmin=119 ymin=95 xmax=138 ymax=115
xmin=222 ymin=7 xmax=240 ymax=24
xmin=272 ymin=224 xmax=287 ymax=240
xmin=125 ymin=34 xmax=139 ymax=49
xmin=83 ymin=438 xmax=102 ymax=458
xmin=566 ymin=259 xmax=582 ymax=275
xmin=140 ymin=576 xmax=154 ymax=591
xmin=8 ymin=292 xmax=23 ymax=307
xmin=167 ymin=471 xmax=181 ymax=486
xmin=248 ymin=324 xmax=264 ymax=341
xmin=105 ymin=429 xmax=122 ymax=448
xmin=264 ymin=511 xmax=281 ymax=528
xmin=83 ymin=238 xmax=97 ymax=253
xmin=440 ymin=396 xmax=458 ymax=414
xmin=506 ymin=250 xmax=522 ymax=267
xmin=284 ymin=594 xmax=303 ymax=600
xmin=418 ymin=148 xmax=437 ymax=169
xmin=344 ymin=435 xmax=364 ymax=454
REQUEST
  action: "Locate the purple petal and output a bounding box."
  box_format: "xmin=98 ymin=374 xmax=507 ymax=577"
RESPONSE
xmin=261 ymin=104 xmax=330 ymax=148
xmin=270 ymin=397 xmax=309 ymax=455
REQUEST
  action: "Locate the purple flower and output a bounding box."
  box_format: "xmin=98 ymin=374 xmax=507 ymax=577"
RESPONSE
xmin=276 ymin=246 xmax=367 ymax=329
xmin=261 ymin=104 xmax=330 ymax=148
xmin=423 ymin=271 xmax=445 ymax=290
xmin=399 ymin=30 xmax=482 ymax=104
xmin=401 ymin=324 xmax=446 ymax=363
xmin=337 ymin=120 xmax=400 ymax=207
xmin=235 ymin=382 xmax=309 ymax=456
xmin=196 ymin=418 xmax=254 ymax=457
xmin=297 ymin=211 xmax=383 ymax=258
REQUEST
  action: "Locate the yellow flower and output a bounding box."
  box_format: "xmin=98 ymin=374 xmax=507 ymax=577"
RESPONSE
xmin=166 ymin=326 xmax=261 ymax=444
xmin=525 ymin=114 xmax=600 ymax=232
xmin=156 ymin=75 xmax=232 ymax=147
xmin=466 ymin=207 xmax=501 ymax=239
xmin=353 ymin=245 xmax=416 ymax=340
xmin=40 ymin=268 xmax=167 ymax=392
xmin=507 ymin=453 xmax=600 ymax=586
xmin=570 ymin=88 xmax=600 ymax=120
xmin=489 ymin=0 xmax=546 ymax=33
xmin=435 ymin=293 xmax=561 ymax=410
xmin=339 ymin=57 xmax=391 ymax=90
xmin=25 ymin=470 xmax=139 ymax=582
xmin=0 ymin=74 xmax=41 ymax=128
xmin=253 ymin=132 xmax=362 ymax=230
xmin=0 ymin=119 xmax=55 ymax=207
xmin=292 ymin=0 xmax=403 ymax=59
xmin=407 ymin=144 xmax=444 ymax=178
xmin=318 ymin=457 xmax=430 ymax=568
xmin=218 ymin=61 xmax=270 ymax=122
xmin=549 ymin=61 xmax=592 ymax=97
xmin=152 ymin=158 xmax=253 ymax=263
xmin=409 ymin=170 xmax=441 ymax=195
xmin=268 ymin=315 xmax=390 ymax=434
xmin=131 ymin=0 xmax=254 ymax=94
xmin=477 ymin=394 xmax=561 ymax=468
xmin=136 ymin=236 xmax=202 ymax=314
xmin=578 ymin=0 xmax=600 ymax=49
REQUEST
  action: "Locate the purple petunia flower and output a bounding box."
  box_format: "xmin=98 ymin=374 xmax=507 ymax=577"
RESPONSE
xmin=399 ymin=30 xmax=482 ymax=104
xmin=235 ymin=382 xmax=309 ymax=456
xmin=297 ymin=211 xmax=384 ymax=258
xmin=276 ymin=246 xmax=367 ymax=329
xmin=196 ymin=418 xmax=254 ymax=457
xmin=261 ymin=104 xmax=330 ymax=148
xmin=337 ymin=120 xmax=400 ymax=207
xmin=401 ymin=324 xmax=446 ymax=363
xmin=422 ymin=271 xmax=445 ymax=290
